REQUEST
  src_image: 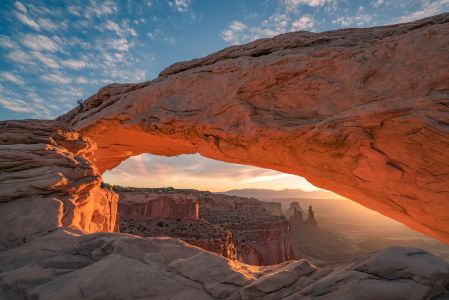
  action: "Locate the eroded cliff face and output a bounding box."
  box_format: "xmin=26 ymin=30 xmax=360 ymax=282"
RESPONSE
xmin=57 ymin=13 xmax=449 ymax=243
xmin=117 ymin=188 xmax=292 ymax=265
xmin=118 ymin=190 xmax=199 ymax=220
xmin=0 ymin=120 xmax=118 ymax=249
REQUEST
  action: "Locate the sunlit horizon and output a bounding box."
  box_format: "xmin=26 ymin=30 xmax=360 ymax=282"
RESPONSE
xmin=103 ymin=153 xmax=340 ymax=194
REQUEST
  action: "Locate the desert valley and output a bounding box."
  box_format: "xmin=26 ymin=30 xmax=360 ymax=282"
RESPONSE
xmin=1 ymin=1 xmax=449 ymax=299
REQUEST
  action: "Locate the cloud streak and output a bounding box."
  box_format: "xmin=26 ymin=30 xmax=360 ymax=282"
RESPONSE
xmin=103 ymin=154 xmax=322 ymax=192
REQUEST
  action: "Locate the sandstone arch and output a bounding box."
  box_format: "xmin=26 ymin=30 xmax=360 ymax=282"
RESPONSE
xmin=1 ymin=14 xmax=448 ymax=248
xmin=52 ymin=13 xmax=449 ymax=243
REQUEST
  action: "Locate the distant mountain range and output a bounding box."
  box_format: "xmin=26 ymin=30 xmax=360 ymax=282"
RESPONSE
xmin=221 ymin=188 xmax=345 ymax=200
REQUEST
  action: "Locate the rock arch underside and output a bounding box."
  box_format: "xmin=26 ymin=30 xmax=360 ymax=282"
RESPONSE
xmin=1 ymin=13 xmax=449 ymax=299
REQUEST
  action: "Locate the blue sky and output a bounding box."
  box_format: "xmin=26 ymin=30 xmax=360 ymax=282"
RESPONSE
xmin=0 ymin=0 xmax=448 ymax=120
xmin=1 ymin=0 xmax=447 ymax=191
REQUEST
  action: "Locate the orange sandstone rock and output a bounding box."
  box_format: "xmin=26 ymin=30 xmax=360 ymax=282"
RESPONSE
xmin=58 ymin=14 xmax=449 ymax=243
xmin=0 ymin=120 xmax=118 ymax=248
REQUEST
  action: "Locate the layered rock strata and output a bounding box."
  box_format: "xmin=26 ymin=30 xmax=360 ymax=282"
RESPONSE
xmin=0 ymin=120 xmax=118 ymax=250
xmin=117 ymin=187 xmax=292 ymax=265
xmin=118 ymin=189 xmax=199 ymax=220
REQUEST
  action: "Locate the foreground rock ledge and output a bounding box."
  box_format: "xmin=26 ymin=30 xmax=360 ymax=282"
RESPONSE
xmin=1 ymin=229 xmax=448 ymax=300
xmin=59 ymin=14 xmax=449 ymax=242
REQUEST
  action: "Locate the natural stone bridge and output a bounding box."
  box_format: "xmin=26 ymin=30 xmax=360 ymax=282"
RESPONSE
xmin=58 ymin=13 xmax=449 ymax=242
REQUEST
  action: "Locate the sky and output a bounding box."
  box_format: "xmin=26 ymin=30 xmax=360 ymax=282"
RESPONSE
xmin=103 ymin=153 xmax=323 ymax=192
xmin=1 ymin=0 xmax=448 ymax=191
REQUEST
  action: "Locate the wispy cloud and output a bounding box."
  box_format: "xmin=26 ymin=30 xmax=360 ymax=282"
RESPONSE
xmin=31 ymin=51 xmax=60 ymax=68
xmin=103 ymin=20 xmax=138 ymax=37
xmin=0 ymin=96 xmax=33 ymax=113
xmin=169 ymin=0 xmax=191 ymax=13
xmin=333 ymin=6 xmax=374 ymax=27
xmin=103 ymin=153 xmax=322 ymax=192
xmin=108 ymin=38 xmax=131 ymax=52
xmin=291 ymin=15 xmax=315 ymax=30
xmin=14 ymin=1 xmax=27 ymax=13
xmin=220 ymin=1 xmax=324 ymax=45
xmin=396 ymin=0 xmax=449 ymax=23
xmin=0 ymin=83 xmax=52 ymax=117
xmin=36 ymin=16 xmax=58 ymax=31
xmin=0 ymin=72 xmax=25 ymax=86
xmin=15 ymin=11 xmax=41 ymax=31
xmin=85 ymin=0 xmax=118 ymax=18
xmin=41 ymin=72 xmax=71 ymax=84
xmin=21 ymin=34 xmax=62 ymax=52
xmin=0 ymin=35 xmax=18 ymax=49
xmin=61 ymin=59 xmax=89 ymax=70
xmin=283 ymin=0 xmax=336 ymax=10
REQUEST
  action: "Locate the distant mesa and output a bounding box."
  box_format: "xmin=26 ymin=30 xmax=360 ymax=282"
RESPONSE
xmin=116 ymin=185 xmax=292 ymax=266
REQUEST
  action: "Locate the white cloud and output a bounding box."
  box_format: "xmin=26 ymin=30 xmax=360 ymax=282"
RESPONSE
xmin=128 ymin=27 xmax=138 ymax=37
xmin=0 ymin=97 xmax=33 ymax=113
xmin=37 ymin=17 xmax=58 ymax=31
xmin=109 ymin=38 xmax=130 ymax=52
xmin=6 ymin=50 xmax=31 ymax=65
xmin=103 ymin=153 xmax=323 ymax=192
xmin=61 ymin=59 xmax=89 ymax=69
xmin=0 ymin=83 xmax=53 ymax=117
xmin=221 ymin=11 xmax=317 ymax=45
xmin=0 ymin=35 xmax=19 ymax=49
xmin=21 ymin=34 xmax=62 ymax=52
xmin=103 ymin=20 xmax=137 ymax=37
xmin=85 ymin=0 xmax=118 ymax=18
xmin=104 ymin=20 xmax=122 ymax=35
xmin=333 ymin=6 xmax=374 ymax=27
xmin=15 ymin=11 xmax=41 ymax=31
xmin=147 ymin=28 xmax=175 ymax=43
xmin=31 ymin=51 xmax=60 ymax=69
xmin=397 ymin=0 xmax=449 ymax=23
xmin=221 ymin=20 xmax=252 ymax=45
xmin=67 ymin=5 xmax=81 ymax=16
xmin=0 ymin=72 xmax=25 ymax=86
xmin=230 ymin=21 xmax=247 ymax=32
xmin=75 ymin=77 xmax=89 ymax=84
xmin=291 ymin=15 xmax=315 ymax=30
xmin=169 ymin=0 xmax=191 ymax=12
xmin=371 ymin=0 xmax=385 ymax=7
xmin=241 ymin=173 xmax=291 ymax=183
xmin=41 ymin=73 xmax=71 ymax=84
xmin=284 ymin=0 xmax=331 ymax=10
xmin=220 ymin=0 xmax=322 ymax=45
xmin=134 ymin=70 xmax=146 ymax=81
xmin=14 ymin=1 xmax=27 ymax=13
